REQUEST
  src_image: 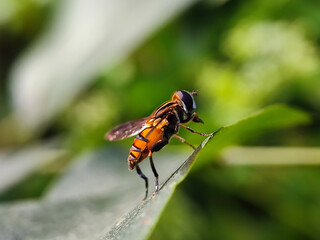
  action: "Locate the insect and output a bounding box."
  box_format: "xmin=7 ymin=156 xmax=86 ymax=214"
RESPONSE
xmin=105 ymin=90 xmax=212 ymax=200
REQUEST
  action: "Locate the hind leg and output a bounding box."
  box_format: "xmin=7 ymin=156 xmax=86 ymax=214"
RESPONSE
xmin=149 ymin=139 xmax=168 ymax=197
xmin=136 ymin=165 xmax=148 ymax=200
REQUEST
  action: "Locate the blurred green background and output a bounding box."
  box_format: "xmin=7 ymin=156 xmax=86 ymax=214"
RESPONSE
xmin=0 ymin=0 xmax=319 ymax=239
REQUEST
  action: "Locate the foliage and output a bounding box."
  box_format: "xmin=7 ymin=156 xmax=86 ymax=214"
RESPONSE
xmin=104 ymin=105 xmax=310 ymax=240
xmin=0 ymin=0 xmax=319 ymax=239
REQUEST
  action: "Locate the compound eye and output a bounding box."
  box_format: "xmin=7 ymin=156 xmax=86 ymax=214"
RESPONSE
xmin=177 ymin=90 xmax=196 ymax=112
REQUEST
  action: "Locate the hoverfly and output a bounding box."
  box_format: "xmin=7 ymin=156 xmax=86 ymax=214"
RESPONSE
xmin=105 ymin=90 xmax=212 ymax=200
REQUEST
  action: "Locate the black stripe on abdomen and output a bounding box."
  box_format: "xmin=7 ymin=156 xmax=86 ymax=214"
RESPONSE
xmin=136 ymin=134 xmax=148 ymax=142
xmin=130 ymin=143 xmax=142 ymax=152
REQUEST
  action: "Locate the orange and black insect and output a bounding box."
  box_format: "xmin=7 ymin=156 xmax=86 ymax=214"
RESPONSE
xmin=105 ymin=90 xmax=211 ymax=200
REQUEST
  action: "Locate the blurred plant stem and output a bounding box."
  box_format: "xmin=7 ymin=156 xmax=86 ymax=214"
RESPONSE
xmin=220 ymin=146 xmax=320 ymax=165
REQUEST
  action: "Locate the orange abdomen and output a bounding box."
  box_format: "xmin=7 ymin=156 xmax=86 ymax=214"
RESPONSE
xmin=128 ymin=119 xmax=167 ymax=169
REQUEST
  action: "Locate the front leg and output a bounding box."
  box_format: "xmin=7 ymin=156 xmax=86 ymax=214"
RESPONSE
xmin=178 ymin=124 xmax=212 ymax=137
xmin=181 ymin=112 xmax=204 ymax=124
xmin=190 ymin=112 xmax=204 ymax=123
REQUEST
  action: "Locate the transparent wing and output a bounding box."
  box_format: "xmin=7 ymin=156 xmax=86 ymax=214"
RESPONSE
xmin=105 ymin=117 xmax=149 ymax=141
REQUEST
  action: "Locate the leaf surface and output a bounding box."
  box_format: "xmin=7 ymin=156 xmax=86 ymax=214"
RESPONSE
xmin=102 ymin=104 xmax=310 ymax=240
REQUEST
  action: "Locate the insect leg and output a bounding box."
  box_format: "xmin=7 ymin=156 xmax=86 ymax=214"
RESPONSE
xmin=180 ymin=112 xmax=204 ymax=124
xmin=149 ymin=139 xmax=169 ymax=197
xmin=136 ymin=165 xmax=148 ymax=200
xmin=148 ymin=151 xmax=159 ymax=197
xmin=190 ymin=112 xmax=204 ymax=123
xmin=173 ymin=134 xmax=196 ymax=150
xmin=178 ymin=124 xmax=212 ymax=137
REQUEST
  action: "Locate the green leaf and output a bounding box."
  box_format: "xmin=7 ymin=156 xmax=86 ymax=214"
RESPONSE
xmin=0 ymin=105 xmax=307 ymax=240
xmin=102 ymin=104 xmax=310 ymax=240
xmin=193 ymin=104 xmax=310 ymax=169
xmin=100 ymin=137 xmax=211 ymax=240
